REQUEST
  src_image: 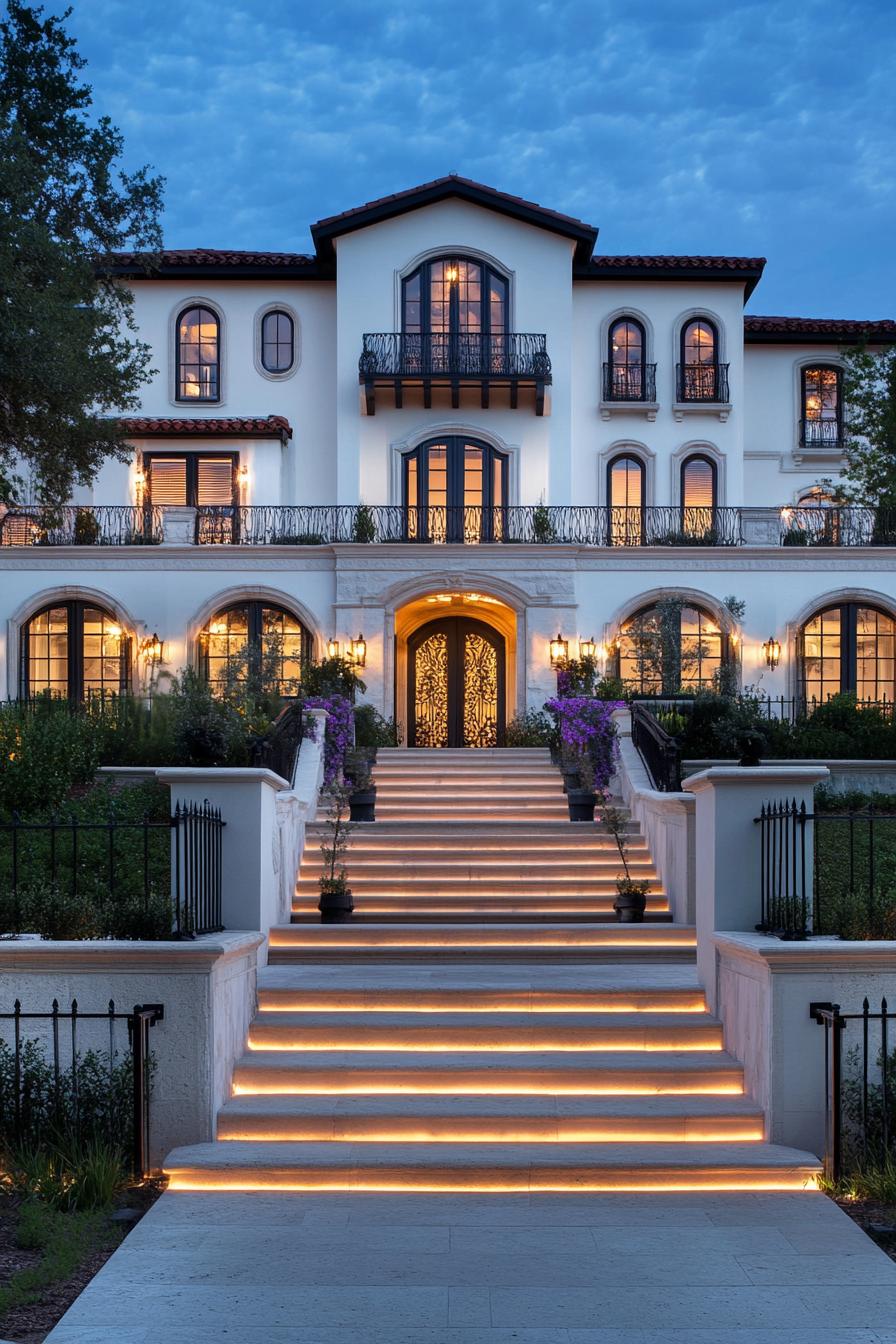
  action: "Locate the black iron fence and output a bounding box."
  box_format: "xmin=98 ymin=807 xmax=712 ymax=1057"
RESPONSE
xmin=359 ymin=332 xmax=551 ymax=380
xmin=195 ymin=503 xmax=745 ymax=547
xmin=812 ymin=998 xmax=896 ymax=1184
xmin=676 ymin=362 xmax=730 ymax=402
xmin=0 ymin=999 xmax=163 ymax=1178
xmin=0 ymin=505 xmax=163 ymax=546
xmin=756 ymin=799 xmax=896 ymax=939
xmin=1 ymin=799 xmax=224 ymax=937
xmin=799 ymin=418 xmax=842 ymax=450
xmin=630 ymin=702 xmax=684 ymax=792
xmin=602 ymin=362 xmax=657 ymax=402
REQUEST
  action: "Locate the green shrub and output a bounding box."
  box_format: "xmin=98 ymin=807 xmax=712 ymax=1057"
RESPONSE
xmin=302 ymin=656 xmax=365 ymax=700
xmin=353 ymin=703 xmax=400 ymax=748
xmin=0 ymin=1198 xmax=118 ymax=1315
xmin=505 ymin=710 xmax=554 ymax=747
xmin=5 ymin=1137 xmax=127 ymax=1212
xmin=169 ymin=667 xmax=246 ymax=766
xmin=0 ymin=1036 xmax=138 ymax=1153
xmin=0 ymin=700 xmax=102 ymax=813
xmin=351 ymin=504 xmax=377 ymax=543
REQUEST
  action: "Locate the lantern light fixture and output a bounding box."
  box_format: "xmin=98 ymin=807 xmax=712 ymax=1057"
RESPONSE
xmin=327 ymin=637 xmax=341 ymax=660
xmin=349 ymin=633 xmax=367 ymax=668
xmin=762 ymin=636 xmax=781 ymax=670
xmin=579 ymin=636 xmax=597 ymax=660
xmin=141 ymin=632 xmax=164 ymax=663
xmin=549 ymin=632 xmax=569 ymax=669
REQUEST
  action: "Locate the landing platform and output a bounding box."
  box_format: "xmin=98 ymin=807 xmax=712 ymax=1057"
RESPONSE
xmin=46 ymin=1188 xmax=896 ymax=1342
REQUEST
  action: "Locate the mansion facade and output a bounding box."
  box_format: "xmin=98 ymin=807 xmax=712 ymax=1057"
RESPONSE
xmin=2 ymin=176 xmax=895 ymax=744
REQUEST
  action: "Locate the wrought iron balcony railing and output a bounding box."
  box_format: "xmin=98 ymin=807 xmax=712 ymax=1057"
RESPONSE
xmin=799 ymin=418 xmax=843 ymax=450
xmin=0 ymin=505 xmax=163 ymax=546
xmin=195 ymin=504 xmax=744 ymax=547
xmin=780 ymin=505 xmax=896 ymax=547
xmin=601 ymin=363 xmax=657 ymax=403
xmin=359 ymin=332 xmax=552 ymax=415
xmin=676 ymin=362 xmax=730 ymax=403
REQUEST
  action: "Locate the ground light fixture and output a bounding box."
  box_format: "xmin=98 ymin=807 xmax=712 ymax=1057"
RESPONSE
xmin=349 ymin=634 xmax=367 ymax=668
xmin=549 ymin=632 xmax=568 ymax=668
xmin=762 ymin=636 xmax=781 ymax=670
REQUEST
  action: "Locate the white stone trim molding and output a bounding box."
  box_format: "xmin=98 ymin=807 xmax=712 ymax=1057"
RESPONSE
xmin=6 ymin=584 xmax=143 ymax=701
xmin=186 ymin=584 xmax=326 ymax=666
xmin=670 ymin=439 xmax=727 ymax=507
xmin=167 ymin=294 xmax=228 ymax=409
xmin=388 ymin=421 xmax=521 ymax=507
xmin=253 ymin=300 xmax=301 ymax=381
xmin=597 ymin=439 xmax=656 ymax=508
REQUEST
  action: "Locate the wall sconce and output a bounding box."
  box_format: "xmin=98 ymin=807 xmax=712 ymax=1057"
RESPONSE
xmin=549 ymin=632 xmax=568 ymax=669
xmin=134 ymin=467 xmax=145 ymax=487
xmin=237 ymin=464 xmax=249 ymax=486
xmin=349 ymin=633 xmax=367 ymax=668
xmin=579 ymin=636 xmax=597 ymax=660
xmin=141 ymin=632 xmax=164 ymax=663
xmin=762 ymin=636 xmax=781 ymax=670
xmin=327 ymin=637 xmax=341 ymax=659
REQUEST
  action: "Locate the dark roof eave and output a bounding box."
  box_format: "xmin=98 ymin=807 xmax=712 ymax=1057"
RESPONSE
xmin=311 ymin=175 xmax=598 ymax=264
xmin=576 ymin=258 xmax=766 ymax=301
xmin=744 ymin=315 xmax=896 ymax=345
xmin=106 ymin=260 xmax=334 ymax=282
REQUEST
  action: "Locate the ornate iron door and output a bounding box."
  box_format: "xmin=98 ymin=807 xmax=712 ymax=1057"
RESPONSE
xmin=408 ymin=617 xmax=505 ymax=748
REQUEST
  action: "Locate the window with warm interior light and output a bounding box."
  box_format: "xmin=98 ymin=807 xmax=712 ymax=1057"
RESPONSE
xmin=616 ymin=602 xmax=726 ymax=693
xmin=145 ymin=454 xmax=237 ymax=508
xmin=176 ymin=306 xmax=220 ymax=401
xmin=801 ymin=366 xmax=841 ymax=447
xmin=607 ymin=454 xmax=644 ymax=544
xmin=200 ymin=602 xmax=311 ymax=697
xmin=402 ymin=257 xmax=508 ymax=372
xmin=679 ymin=318 xmax=719 ymax=400
xmin=801 ymin=603 xmax=894 ymax=704
xmin=403 ymin=436 xmax=507 ymax=542
xmin=22 ymin=602 xmax=128 ymax=700
xmin=607 ymin=319 xmax=645 ymax=399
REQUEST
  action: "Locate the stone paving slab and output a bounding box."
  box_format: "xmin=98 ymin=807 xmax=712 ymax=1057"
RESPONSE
xmin=45 ymin=1190 xmax=896 ymax=1342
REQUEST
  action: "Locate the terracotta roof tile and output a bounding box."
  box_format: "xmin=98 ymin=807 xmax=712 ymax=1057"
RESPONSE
xmin=590 ymin=254 xmax=766 ymax=272
xmin=110 ymin=248 xmax=316 ymax=267
xmin=745 ymin=315 xmax=896 ymax=341
xmin=120 ymin=416 xmax=293 ymax=440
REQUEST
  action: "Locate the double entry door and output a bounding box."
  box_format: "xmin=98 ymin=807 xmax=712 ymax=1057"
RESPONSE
xmin=407 ymin=617 xmax=505 ymax=748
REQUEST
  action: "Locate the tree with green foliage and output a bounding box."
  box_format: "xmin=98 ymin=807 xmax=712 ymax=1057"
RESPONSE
xmin=837 ymin=344 xmax=896 ymax=508
xmin=0 ymin=2 xmax=164 ymax=505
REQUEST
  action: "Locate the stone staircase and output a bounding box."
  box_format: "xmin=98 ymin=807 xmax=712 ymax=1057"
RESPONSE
xmin=164 ymin=748 xmax=821 ymax=1193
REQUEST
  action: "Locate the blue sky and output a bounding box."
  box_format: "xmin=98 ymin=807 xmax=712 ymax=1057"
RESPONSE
xmin=63 ymin=0 xmax=895 ymax=317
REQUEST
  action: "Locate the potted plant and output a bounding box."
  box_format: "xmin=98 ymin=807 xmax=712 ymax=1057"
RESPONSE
xmin=566 ymin=750 xmax=596 ymax=822
xmin=346 ymin=747 xmax=376 ymax=822
xmin=318 ymin=783 xmax=354 ymax=922
xmin=351 ymin=503 xmax=377 ymax=543
xmin=600 ymin=794 xmax=650 ymax=922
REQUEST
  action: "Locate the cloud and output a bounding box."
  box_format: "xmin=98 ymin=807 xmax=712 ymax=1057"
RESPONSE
xmin=59 ymin=0 xmax=896 ymax=315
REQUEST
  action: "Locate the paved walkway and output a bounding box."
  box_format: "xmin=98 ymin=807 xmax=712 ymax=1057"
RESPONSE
xmin=47 ymin=1187 xmax=896 ymax=1342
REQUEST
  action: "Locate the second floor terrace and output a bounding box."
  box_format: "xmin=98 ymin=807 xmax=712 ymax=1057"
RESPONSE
xmin=359 ymin=331 xmax=552 ymax=415
xmin=3 ymin=503 xmax=896 ymax=550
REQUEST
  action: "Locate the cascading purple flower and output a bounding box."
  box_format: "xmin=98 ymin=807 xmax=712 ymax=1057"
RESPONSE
xmin=305 ymin=694 xmax=355 ymax=786
xmin=544 ymin=696 xmax=624 ymax=793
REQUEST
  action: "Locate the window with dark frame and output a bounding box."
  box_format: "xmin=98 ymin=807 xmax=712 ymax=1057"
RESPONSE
xmin=200 ymin=601 xmax=311 ymax=696
xmin=607 ymin=454 xmax=645 ymax=545
xmin=261 ymin=310 xmax=295 ymax=373
xmin=22 ymin=602 xmax=128 ymax=701
xmin=802 ymin=603 xmax=895 ymax=705
xmin=176 ymin=306 xmax=220 ymax=401
xmin=801 ymin=366 xmax=841 ymax=447
xmin=680 ymin=455 xmax=717 ymax=522
xmin=145 ymin=454 xmax=237 ymax=508
xmin=402 ymin=256 xmax=509 ymax=374
xmin=616 ymin=603 xmax=726 ymax=693
xmin=403 ymin=436 xmax=507 ymax=543
xmin=679 ymin=319 xmax=719 ymax=400
xmin=607 ymin=319 xmax=645 ymax=400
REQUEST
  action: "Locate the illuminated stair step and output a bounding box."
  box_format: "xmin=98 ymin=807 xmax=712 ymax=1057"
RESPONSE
xmin=299 ymin=855 xmax=654 ymax=874
xmin=164 ymin=1140 xmax=820 ymax=1192
xmin=289 ymin=909 xmax=672 ymax=925
xmin=270 ymin=923 xmax=694 ymax=948
xmin=246 ymin=1011 xmax=724 ymax=1052
xmin=256 ymin=984 xmax=707 ymax=1014
xmin=295 ymin=879 xmax=661 ymax=896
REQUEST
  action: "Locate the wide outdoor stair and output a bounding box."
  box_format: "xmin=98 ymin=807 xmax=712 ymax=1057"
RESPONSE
xmin=294 ymin=747 xmax=671 ymax=923
xmin=165 ymin=967 xmax=821 ymax=1192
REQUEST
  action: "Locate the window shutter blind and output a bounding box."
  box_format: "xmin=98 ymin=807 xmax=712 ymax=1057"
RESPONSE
xmin=197 ymin=458 xmax=234 ymax=506
xmin=149 ymin=458 xmax=187 ymax=505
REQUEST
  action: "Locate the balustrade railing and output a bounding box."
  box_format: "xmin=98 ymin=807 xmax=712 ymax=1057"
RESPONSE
xmin=601 ymin=363 xmax=657 ymax=402
xmin=676 ymin=362 xmax=730 ymax=402
xmin=359 ymin=332 xmax=551 ymax=380
xmin=780 ymin=505 xmax=896 ymax=547
xmin=630 ymin=702 xmax=684 ymax=792
xmin=0 ymin=505 xmax=162 ymax=546
xmin=799 ymin=418 xmax=843 ymax=450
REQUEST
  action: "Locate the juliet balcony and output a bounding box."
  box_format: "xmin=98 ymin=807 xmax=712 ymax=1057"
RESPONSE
xmin=358 ymin=332 xmax=552 ymax=415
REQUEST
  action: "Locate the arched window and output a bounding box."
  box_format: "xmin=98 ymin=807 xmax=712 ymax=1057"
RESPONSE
xmin=607 ymin=454 xmax=644 ymax=545
xmin=200 ymin=601 xmax=311 ymax=697
xmin=22 ymin=601 xmax=128 ymax=701
xmin=616 ymin=602 xmax=726 ymax=694
xmin=403 ymin=436 xmax=507 ymax=543
xmin=679 ymin=318 xmax=720 ymax=401
xmin=177 ymin=305 xmax=220 ymax=401
xmin=801 ymin=366 xmax=841 ymax=448
xmin=402 ymin=256 xmax=508 ymax=374
xmin=260 ymin=310 xmax=295 ymax=373
xmin=801 ymin=603 xmax=895 ymax=705
xmin=607 ymin=319 xmax=646 ymax=400
xmin=681 ymin=455 xmax=717 ymax=528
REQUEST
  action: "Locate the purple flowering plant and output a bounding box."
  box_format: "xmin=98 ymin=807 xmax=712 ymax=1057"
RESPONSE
xmin=544 ymin=696 xmax=623 ymax=793
xmin=305 ymin=693 xmax=355 ymax=787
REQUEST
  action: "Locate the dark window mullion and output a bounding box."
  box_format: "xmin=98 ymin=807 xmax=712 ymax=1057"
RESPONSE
xmin=843 ymin=603 xmax=858 ymax=695
xmin=69 ymin=601 xmax=84 ymax=703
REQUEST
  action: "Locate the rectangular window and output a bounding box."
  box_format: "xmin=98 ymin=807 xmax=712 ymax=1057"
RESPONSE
xmin=146 ymin=454 xmax=237 ymax=508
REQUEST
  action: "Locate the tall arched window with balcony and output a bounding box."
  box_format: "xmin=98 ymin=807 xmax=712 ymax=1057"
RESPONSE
xmin=402 ymin=257 xmax=508 ymax=375
xmin=176 ymin=306 xmax=220 ymax=401
xmin=678 ymin=318 xmax=723 ymax=401
xmin=606 ymin=453 xmax=644 ymax=545
xmin=680 ymin=454 xmax=717 ymax=537
xmin=403 ymin=436 xmax=507 ymax=543
xmin=801 ymin=366 xmax=842 ymax=449
xmin=616 ymin=602 xmax=726 ymax=693
xmin=801 ymin=602 xmax=895 ymax=705
xmin=606 ymin=319 xmax=646 ymax=401
xmin=21 ymin=602 xmax=129 ymax=701
xmin=200 ymin=601 xmax=311 ymax=697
